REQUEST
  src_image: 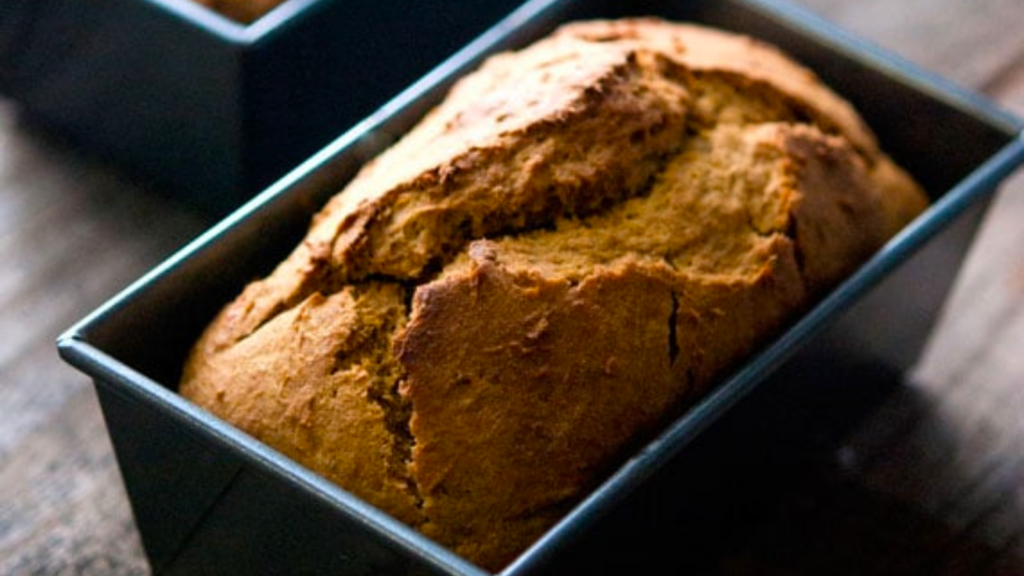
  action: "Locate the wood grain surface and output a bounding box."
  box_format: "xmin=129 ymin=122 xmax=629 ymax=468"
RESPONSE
xmin=1 ymin=0 xmax=1023 ymax=574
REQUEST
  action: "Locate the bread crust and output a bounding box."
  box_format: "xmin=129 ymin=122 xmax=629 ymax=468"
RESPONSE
xmin=192 ymin=0 xmax=283 ymax=23
xmin=180 ymin=18 xmax=928 ymax=571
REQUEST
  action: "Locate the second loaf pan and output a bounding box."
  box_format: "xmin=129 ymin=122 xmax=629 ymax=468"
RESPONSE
xmin=0 ymin=0 xmax=522 ymax=215
xmin=58 ymin=0 xmax=1024 ymax=573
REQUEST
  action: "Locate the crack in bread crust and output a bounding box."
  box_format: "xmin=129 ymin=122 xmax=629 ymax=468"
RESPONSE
xmin=200 ymin=41 xmax=693 ymax=350
xmin=180 ymin=18 xmax=929 ymax=572
xmin=180 ymin=283 xmax=424 ymax=525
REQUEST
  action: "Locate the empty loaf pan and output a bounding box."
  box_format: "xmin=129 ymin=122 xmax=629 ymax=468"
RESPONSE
xmin=0 ymin=0 xmax=522 ymax=215
xmin=58 ymin=0 xmax=1024 ymax=573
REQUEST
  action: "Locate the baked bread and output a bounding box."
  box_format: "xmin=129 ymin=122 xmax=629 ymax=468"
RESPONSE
xmin=180 ymin=18 xmax=928 ymax=570
xmin=192 ymin=0 xmax=284 ymax=23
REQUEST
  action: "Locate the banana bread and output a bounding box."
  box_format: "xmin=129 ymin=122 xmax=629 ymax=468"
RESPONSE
xmin=180 ymin=18 xmax=928 ymax=570
xmin=192 ymin=0 xmax=284 ymax=23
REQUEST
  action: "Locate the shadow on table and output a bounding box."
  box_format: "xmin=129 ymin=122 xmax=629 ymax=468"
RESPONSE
xmin=544 ymin=354 xmax=1022 ymax=576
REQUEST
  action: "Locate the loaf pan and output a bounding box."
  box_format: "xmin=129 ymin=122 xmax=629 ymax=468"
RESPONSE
xmin=0 ymin=0 xmax=521 ymax=215
xmin=58 ymin=0 xmax=1024 ymax=573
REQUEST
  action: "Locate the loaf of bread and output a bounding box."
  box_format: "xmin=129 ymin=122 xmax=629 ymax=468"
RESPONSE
xmin=192 ymin=0 xmax=283 ymax=23
xmin=180 ymin=18 xmax=928 ymax=570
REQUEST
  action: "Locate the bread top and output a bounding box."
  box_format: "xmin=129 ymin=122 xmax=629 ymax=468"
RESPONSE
xmin=192 ymin=0 xmax=283 ymax=23
xmin=556 ymin=19 xmax=882 ymax=153
xmin=199 ymin=19 xmax=924 ymax=354
xmin=180 ymin=18 xmax=928 ymax=571
xmin=201 ymin=29 xmax=694 ymax=351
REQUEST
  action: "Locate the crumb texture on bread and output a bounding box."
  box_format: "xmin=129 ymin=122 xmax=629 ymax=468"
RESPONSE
xmin=179 ymin=18 xmax=928 ymax=571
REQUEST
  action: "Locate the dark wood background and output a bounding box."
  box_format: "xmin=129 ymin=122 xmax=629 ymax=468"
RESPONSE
xmin=1 ymin=0 xmax=1023 ymax=573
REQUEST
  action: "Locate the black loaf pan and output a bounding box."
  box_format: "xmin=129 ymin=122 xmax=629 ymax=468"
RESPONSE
xmin=58 ymin=0 xmax=1024 ymax=574
xmin=0 ymin=0 xmax=522 ymax=215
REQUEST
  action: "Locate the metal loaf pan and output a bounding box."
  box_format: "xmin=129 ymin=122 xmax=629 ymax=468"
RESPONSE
xmin=0 ymin=0 xmax=521 ymax=215
xmin=58 ymin=0 xmax=1024 ymax=573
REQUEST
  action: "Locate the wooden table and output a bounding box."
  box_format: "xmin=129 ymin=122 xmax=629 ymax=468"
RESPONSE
xmin=2 ymin=1 xmax=1023 ymax=573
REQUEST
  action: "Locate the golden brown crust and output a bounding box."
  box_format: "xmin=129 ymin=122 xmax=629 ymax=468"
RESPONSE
xmin=202 ymin=37 xmax=692 ymax=349
xmin=180 ymin=283 xmax=422 ymax=524
xmin=192 ymin=0 xmax=283 ymax=24
xmin=554 ymin=18 xmax=880 ymax=156
xmin=180 ymin=18 xmax=929 ymax=571
xmin=398 ymin=251 xmax=684 ymax=568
